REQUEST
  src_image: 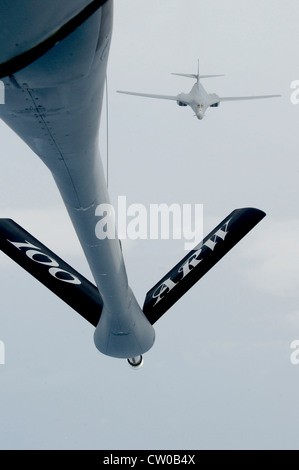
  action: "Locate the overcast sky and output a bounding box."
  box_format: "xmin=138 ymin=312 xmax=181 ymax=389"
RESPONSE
xmin=0 ymin=0 xmax=299 ymax=450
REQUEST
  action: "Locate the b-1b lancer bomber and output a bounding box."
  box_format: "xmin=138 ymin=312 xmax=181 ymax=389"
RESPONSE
xmin=118 ymin=62 xmax=281 ymax=120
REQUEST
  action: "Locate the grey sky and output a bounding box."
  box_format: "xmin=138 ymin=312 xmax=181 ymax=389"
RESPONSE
xmin=0 ymin=0 xmax=298 ymax=450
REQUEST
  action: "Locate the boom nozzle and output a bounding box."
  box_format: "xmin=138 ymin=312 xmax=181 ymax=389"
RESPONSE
xmin=127 ymin=355 xmax=143 ymax=369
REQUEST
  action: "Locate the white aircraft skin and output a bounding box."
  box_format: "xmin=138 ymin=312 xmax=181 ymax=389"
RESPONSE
xmin=175 ymin=76 xmax=214 ymax=120
xmin=118 ymin=64 xmax=281 ymax=120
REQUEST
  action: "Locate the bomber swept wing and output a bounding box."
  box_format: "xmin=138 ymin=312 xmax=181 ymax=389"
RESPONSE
xmin=218 ymin=94 xmax=281 ymax=102
xmin=117 ymin=90 xmax=179 ymax=101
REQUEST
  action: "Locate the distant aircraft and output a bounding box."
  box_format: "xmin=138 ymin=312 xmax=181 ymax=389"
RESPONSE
xmin=0 ymin=1 xmax=265 ymax=368
xmin=118 ymin=61 xmax=281 ymax=120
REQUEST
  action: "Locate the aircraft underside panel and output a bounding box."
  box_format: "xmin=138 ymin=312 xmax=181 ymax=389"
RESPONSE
xmin=0 ymin=4 xmax=111 ymax=209
xmin=0 ymin=0 xmax=109 ymax=78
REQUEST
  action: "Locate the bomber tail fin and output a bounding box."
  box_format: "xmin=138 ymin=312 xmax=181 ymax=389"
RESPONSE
xmin=172 ymin=60 xmax=224 ymax=81
xmin=171 ymin=73 xmax=224 ymax=80
xmin=143 ymin=208 xmax=265 ymax=325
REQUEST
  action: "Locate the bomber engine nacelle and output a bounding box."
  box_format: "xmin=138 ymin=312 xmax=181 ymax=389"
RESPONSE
xmin=210 ymin=102 xmax=220 ymax=107
xmin=177 ymin=100 xmax=187 ymax=107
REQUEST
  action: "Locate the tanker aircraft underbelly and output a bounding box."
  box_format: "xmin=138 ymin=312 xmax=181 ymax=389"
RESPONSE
xmin=0 ymin=0 xmax=266 ymax=368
